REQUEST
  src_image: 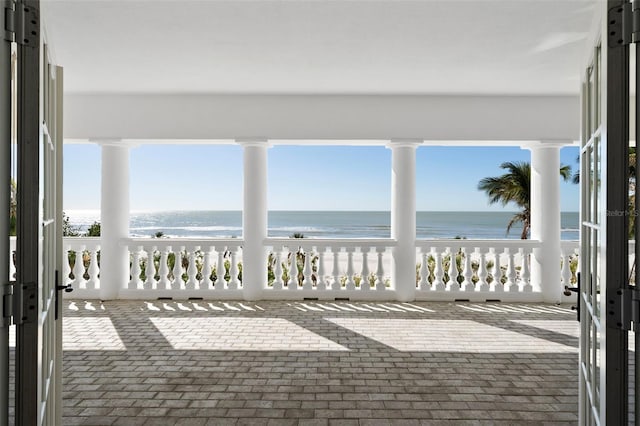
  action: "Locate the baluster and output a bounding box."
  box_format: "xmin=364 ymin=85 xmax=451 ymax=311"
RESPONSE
xmin=418 ymin=250 xmax=429 ymax=291
xmin=316 ymin=247 xmax=326 ymax=291
xmin=573 ymin=247 xmax=580 ymax=287
xmin=288 ymin=246 xmax=298 ymax=290
xmin=491 ymin=248 xmax=503 ymax=292
xmin=185 ymin=247 xmax=199 ymax=290
xmin=303 ymin=247 xmax=313 ymax=290
xmin=272 ymin=248 xmax=284 ymax=290
xmin=505 ymin=248 xmax=518 ymax=291
xmin=446 ymin=248 xmax=460 ymax=291
xmin=159 ymin=247 xmax=170 ymax=289
xmin=171 ymin=246 xmax=183 ymax=290
xmin=375 ymin=248 xmax=386 ymax=291
xmin=72 ymin=245 xmax=86 ymax=289
xmin=360 ymin=248 xmax=370 ymax=291
xmin=345 ymin=248 xmax=355 ymax=291
xmin=432 ymin=249 xmax=445 ymax=291
xmin=229 ymin=247 xmax=240 ymax=290
xmin=461 ymin=247 xmax=473 ymax=292
xmin=477 ymin=248 xmax=489 ymax=291
xmin=126 ymin=246 xmax=139 ymax=290
xmin=520 ymin=248 xmax=532 ymax=292
xmin=201 ymin=247 xmax=213 ymax=290
xmin=214 ymin=247 xmax=227 ymax=290
xmin=62 ymin=244 xmax=72 ymax=285
xmin=145 ymin=246 xmax=157 ymax=290
xmin=331 ymin=248 xmax=341 ymax=290
xmin=561 ymin=249 xmax=572 ymax=291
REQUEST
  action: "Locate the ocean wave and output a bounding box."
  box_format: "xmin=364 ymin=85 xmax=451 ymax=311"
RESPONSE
xmin=269 ymin=226 xmax=328 ymax=233
xmin=129 ymin=233 xmax=241 ymax=239
xmin=130 ymin=225 xmax=241 ymax=232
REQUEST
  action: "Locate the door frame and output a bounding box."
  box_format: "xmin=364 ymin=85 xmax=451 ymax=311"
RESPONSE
xmin=579 ymin=0 xmax=634 ymax=424
xmin=14 ymin=0 xmax=64 ymax=424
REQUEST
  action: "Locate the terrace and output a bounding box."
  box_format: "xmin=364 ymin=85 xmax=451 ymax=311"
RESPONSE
xmin=59 ymin=299 xmax=579 ymax=425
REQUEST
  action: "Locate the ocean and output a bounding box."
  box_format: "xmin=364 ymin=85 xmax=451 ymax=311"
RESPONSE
xmin=65 ymin=210 xmax=580 ymax=240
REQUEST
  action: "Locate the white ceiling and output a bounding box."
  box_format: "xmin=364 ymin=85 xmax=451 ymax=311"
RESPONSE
xmin=42 ymin=0 xmax=597 ymax=95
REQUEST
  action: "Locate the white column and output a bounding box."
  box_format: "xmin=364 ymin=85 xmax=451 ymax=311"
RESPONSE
xmin=529 ymin=143 xmax=562 ymax=303
xmin=240 ymin=140 xmax=269 ymax=300
xmin=100 ymin=143 xmax=130 ymax=300
xmin=389 ymin=140 xmax=419 ymax=302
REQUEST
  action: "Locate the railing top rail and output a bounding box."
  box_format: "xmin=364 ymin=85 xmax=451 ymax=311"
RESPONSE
xmin=264 ymin=237 xmax=398 ymax=248
xmin=62 ymin=236 xmax=101 ymax=247
xmin=416 ymin=239 xmax=542 ymax=249
xmin=120 ymin=237 xmax=244 ymax=249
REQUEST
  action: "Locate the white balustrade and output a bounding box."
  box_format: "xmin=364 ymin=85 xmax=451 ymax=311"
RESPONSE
xmin=264 ymin=238 xmax=395 ymax=299
xmin=60 ymin=237 xmax=101 ymax=297
xmin=117 ymin=239 xmax=243 ymax=298
xmin=416 ymin=240 xmax=541 ymax=301
xmin=50 ymin=236 xmax=589 ymax=302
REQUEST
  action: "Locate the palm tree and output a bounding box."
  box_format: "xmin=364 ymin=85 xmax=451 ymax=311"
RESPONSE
xmin=478 ymin=161 xmax=571 ymax=239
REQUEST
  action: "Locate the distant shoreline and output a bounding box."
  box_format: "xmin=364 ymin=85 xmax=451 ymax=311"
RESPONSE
xmin=64 ymin=210 xmax=580 ymax=241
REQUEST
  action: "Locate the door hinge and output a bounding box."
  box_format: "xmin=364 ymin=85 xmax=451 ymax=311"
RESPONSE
xmin=611 ymin=286 xmax=640 ymax=331
xmin=1 ymin=281 xmax=13 ymax=327
xmin=2 ymin=281 xmax=37 ymax=325
xmin=4 ymin=0 xmax=38 ymax=46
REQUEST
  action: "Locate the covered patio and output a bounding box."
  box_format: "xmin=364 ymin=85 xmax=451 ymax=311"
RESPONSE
xmin=59 ymin=300 xmax=578 ymax=425
xmin=2 ymin=1 xmax=609 ymax=424
xmin=45 ymin=1 xmax=588 ymax=306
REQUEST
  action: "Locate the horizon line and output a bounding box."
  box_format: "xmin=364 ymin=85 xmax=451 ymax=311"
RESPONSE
xmin=65 ymin=208 xmax=580 ymax=214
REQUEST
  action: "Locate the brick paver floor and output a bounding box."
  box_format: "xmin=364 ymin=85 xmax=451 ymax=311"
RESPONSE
xmin=61 ymin=300 xmax=579 ymax=425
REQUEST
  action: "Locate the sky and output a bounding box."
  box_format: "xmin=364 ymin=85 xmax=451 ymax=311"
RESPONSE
xmin=63 ymin=144 xmax=580 ymax=212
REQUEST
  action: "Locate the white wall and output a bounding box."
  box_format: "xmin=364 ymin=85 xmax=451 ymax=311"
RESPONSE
xmin=64 ymin=94 xmax=579 ymax=142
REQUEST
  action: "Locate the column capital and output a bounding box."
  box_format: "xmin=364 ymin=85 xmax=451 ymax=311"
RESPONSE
xmin=523 ymin=140 xmax=576 ymax=150
xmin=93 ymin=138 xmax=124 ymax=147
xmin=236 ymin=139 xmax=271 ymax=148
xmin=386 ymin=139 xmax=422 ymax=149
